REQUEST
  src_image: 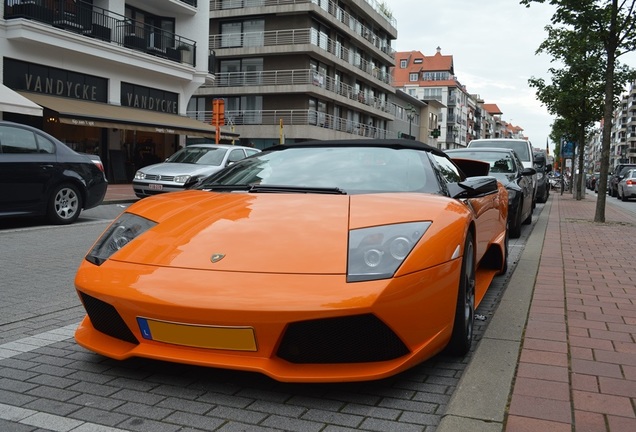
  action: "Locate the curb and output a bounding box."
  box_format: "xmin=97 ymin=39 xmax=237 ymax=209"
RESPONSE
xmin=436 ymin=198 xmax=552 ymax=432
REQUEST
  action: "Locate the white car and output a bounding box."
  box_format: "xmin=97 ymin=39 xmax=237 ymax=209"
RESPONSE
xmin=467 ymin=138 xmax=537 ymax=207
xmin=133 ymin=144 xmax=260 ymax=198
xmin=617 ymin=169 xmax=636 ymax=201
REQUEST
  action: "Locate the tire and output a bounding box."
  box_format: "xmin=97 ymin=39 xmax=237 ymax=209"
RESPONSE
xmin=621 ymin=187 xmax=627 ymax=201
xmin=509 ymin=203 xmax=522 ymax=238
xmin=47 ymin=183 xmax=82 ymax=225
xmin=498 ymin=226 xmax=509 ymax=276
xmin=447 ymin=235 xmax=476 ymax=356
xmin=522 ymin=205 xmax=533 ymax=225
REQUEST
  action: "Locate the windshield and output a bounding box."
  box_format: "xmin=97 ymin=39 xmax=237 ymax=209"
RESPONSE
xmin=447 ymin=150 xmax=517 ymax=181
xmin=197 ymin=146 xmax=439 ymax=194
xmin=166 ymin=147 xmax=227 ymax=165
xmin=469 ymin=140 xmax=530 ymax=161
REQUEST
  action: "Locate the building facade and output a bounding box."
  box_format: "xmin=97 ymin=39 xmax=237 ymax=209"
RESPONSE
xmin=610 ymin=80 xmax=636 ymax=169
xmin=192 ymin=0 xmax=432 ymax=148
xmin=1 ymin=0 xmax=217 ymax=182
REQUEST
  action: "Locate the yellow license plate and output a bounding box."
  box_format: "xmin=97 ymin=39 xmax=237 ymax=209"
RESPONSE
xmin=137 ymin=318 xmax=257 ymax=351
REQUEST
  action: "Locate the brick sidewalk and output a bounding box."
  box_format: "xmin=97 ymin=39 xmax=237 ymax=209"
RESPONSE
xmin=506 ymin=193 xmax=636 ymax=431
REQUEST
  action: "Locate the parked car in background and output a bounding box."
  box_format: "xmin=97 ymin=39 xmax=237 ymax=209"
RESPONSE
xmin=132 ymin=143 xmax=260 ymax=198
xmin=75 ymin=138 xmax=508 ymax=382
xmin=446 ymin=147 xmax=535 ymax=238
xmin=617 ymin=169 xmax=636 ymax=201
xmin=533 ymin=150 xmax=551 ymax=203
xmin=596 ymin=174 xmax=610 ymax=194
xmin=609 ymin=164 xmax=636 ymax=197
xmin=467 ymin=138 xmax=537 ymax=208
xmin=0 ymin=121 xmax=107 ymax=225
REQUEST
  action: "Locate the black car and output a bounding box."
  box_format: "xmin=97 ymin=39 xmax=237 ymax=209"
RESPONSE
xmin=446 ymin=147 xmax=536 ymax=238
xmin=0 ymin=121 xmax=107 ymax=224
xmin=609 ymin=164 xmax=636 ymax=197
xmin=533 ymin=150 xmax=551 ymax=203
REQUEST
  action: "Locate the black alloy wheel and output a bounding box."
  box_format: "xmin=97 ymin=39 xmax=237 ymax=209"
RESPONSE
xmin=447 ymin=235 xmax=476 ymax=356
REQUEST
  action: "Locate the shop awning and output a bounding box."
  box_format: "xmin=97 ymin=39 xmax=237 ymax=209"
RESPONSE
xmin=18 ymin=92 xmax=229 ymax=138
xmin=1 ymin=84 xmax=43 ymax=116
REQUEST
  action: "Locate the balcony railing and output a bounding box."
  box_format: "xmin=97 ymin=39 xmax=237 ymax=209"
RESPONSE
xmin=187 ymin=109 xmax=394 ymax=138
xmin=200 ymin=69 xmax=390 ymax=113
xmin=210 ymin=28 xmax=392 ymax=85
xmin=4 ymin=0 xmax=196 ymax=66
xmin=210 ymin=0 xmax=397 ymax=34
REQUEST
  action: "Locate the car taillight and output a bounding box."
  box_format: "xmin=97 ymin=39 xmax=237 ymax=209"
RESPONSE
xmin=92 ymin=160 xmax=105 ymax=172
xmin=627 ymin=179 xmax=635 ymax=186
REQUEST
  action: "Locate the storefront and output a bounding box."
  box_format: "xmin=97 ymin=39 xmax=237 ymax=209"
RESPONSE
xmin=3 ymin=58 xmax=228 ymax=183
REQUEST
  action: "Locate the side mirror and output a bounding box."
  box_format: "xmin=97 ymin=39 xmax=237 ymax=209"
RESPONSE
xmin=448 ymin=176 xmax=498 ymax=199
xmin=521 ymin=167 xmax=537 ymax=176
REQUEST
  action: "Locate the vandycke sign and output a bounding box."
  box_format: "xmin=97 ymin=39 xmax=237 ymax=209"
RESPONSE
xmin=3 ymin=58 xmax=108 ymax=102
xmin=121 ymin=82 xmax=178 ymax=114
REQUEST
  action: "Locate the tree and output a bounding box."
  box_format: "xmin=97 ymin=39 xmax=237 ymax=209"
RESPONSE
xmin=528 ymin=24 xmax=606 ymax=199
xmin=521 ymin=0 xmax=636 ymax=221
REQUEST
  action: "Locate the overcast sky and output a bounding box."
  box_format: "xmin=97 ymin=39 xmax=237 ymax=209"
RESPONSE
xmin=388 ymin=0 xmax=560 ymax=150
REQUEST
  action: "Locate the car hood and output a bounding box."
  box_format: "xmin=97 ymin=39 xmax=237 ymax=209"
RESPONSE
xmin=139 ymin=162 xmax=222 ymax=177
xmin=109 ymin=190 xmax=460 ymax=274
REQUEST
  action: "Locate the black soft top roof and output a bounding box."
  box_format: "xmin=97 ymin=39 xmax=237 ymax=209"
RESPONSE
xmin=263 ymin=139 xmax=446 ymax=157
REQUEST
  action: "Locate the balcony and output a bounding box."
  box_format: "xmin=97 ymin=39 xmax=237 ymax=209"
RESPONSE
xmin=4 ymin=0 xmax=196 ymax=66
xmin=187 ymin=109 xmax=394 ymax=138
xmin=210 ymin=28 xmax=392 ymax=86
xmin=200 ymin=69 xmax=391 ymax=114
xmin=210 ymin=0 xmax=397 ymax=39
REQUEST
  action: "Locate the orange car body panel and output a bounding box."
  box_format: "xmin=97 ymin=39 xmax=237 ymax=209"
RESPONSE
xmin=75 ymin=185 xmax=507 ymax=382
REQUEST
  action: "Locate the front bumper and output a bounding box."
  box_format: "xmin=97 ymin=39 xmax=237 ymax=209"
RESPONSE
xmin=74 ymin=259 xmax=460 ymax=382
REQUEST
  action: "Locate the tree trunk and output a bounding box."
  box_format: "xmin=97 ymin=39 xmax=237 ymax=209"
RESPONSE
xmin=595 ymin=0 xmax=619 ymax=223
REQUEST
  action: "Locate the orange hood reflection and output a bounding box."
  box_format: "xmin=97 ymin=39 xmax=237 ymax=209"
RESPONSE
xmin=111 ymin=190 xmax=455 ymax=274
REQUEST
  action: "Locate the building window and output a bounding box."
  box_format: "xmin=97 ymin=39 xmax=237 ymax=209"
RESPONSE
xmin=221 ymin=19 xmax=264 ymax=48
xmin=400 ymin=59 xmax=407 ymax=68
xmin=423 ymin=71 xmax=451 ymax=81
xmin=409 ymin=73 xmax=418 ymax=82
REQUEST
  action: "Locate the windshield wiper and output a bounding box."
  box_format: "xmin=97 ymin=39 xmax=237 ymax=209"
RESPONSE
xmin=199 ymin=184 xmax=253 ymax=192
xmin=249 ymin=185 xmax=347 ymax=195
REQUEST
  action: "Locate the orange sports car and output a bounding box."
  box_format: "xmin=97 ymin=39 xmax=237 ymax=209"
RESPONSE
xmin=74 ymin=139 xmax=508 ymax=382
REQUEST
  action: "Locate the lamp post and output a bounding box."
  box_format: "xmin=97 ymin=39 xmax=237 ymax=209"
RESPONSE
xmin=406 ymin=104 xmax=416 ymax=139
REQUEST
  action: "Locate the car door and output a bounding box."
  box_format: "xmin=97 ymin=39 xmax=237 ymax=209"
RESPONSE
xmin=0 ymin=125 xmax=57 ymax=216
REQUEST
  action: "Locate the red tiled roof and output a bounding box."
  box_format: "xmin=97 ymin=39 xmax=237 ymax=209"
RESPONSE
xmin=483 ymin=103 xmax=503 ymax=115
xmin=392 ymin=49 xmax=455 ymax=87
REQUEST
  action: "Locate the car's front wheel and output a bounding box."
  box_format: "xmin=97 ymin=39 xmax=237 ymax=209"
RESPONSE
xmin=447 ymin=235 xmax=475 ymax=356
xmin=509 ymin=203 xmax=522 ymax=238
xmin=47 ymin=183 xmax=82 ymax=225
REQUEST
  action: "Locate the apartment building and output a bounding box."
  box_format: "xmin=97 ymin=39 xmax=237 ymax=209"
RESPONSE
xmin=392 ymin=47 xmax=530 ymax=150
xmin=610 ymin=80 xmax=636 ymax=168
xmin=192 ymin=0 xmax=412 ymax=148
xmin=1 ymin=0 xmax=217 ymax=182
xmin=393 ymin=48 xmax=474 ymax=150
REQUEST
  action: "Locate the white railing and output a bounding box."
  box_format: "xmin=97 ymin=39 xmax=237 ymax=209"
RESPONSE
xmin=209 ymin=29 xmax=392 ymax=85
xmin=210 ymin=0 xmax=397 ymax=32
xmin=200 ymin=69 xmax=391 ymax=112
xmin=187 ymin=109 xmax=395 ymax=138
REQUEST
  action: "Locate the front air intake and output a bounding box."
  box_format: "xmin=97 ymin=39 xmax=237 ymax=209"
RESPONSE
xmin=277 ymin=314 xmax=409 ymax=364
xmin=79 ymin=292 xmax=139 ymax=345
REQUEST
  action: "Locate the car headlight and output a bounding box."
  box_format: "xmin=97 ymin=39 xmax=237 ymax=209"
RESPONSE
xmin=134 ymin=171 xmax=146 ymax=180
xmin=347 ymin=222 xmax=431 ymax=282
xmin=536 ymin=172 xmax=544 ymax=180
xmin=173 ymin=175 xmax=192 ymax=184
xmin=85 ymin=213 xmax=156 ymax=265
